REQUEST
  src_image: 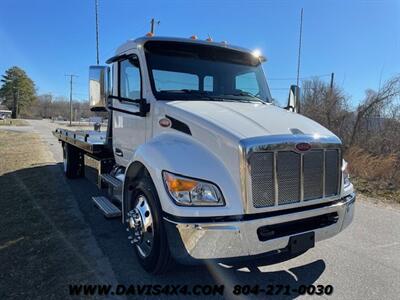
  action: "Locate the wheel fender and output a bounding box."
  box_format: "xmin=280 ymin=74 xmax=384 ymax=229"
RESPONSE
xmin=123 ymin=132 xmax=243 ymax=219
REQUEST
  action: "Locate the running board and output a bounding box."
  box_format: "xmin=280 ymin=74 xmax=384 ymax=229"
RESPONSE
xmin=100 ymin=173 xmax=123 ymax=188
xmin=92 ymin=196 xmax=121 ymax=218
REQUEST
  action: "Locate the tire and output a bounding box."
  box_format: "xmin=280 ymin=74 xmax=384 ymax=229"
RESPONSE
xmin=62 ymin=143 xmax=84 ymax=179
xmin=126 ymin=176 xmax=172 ymax=274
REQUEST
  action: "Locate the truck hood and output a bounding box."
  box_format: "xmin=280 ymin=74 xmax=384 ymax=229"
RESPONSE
xmin=165 ymin=100 xmax=336 ymax=139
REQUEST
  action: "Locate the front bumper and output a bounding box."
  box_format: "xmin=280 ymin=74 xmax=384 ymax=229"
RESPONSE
xmin=164 ymin=193 xmax=355 ymax=264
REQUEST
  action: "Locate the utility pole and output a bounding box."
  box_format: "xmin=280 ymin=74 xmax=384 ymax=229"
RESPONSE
xmin=150 ymin=18 xmax=160 ymax=34
xmin=330 ymin=72 xmax=335 ymax=90
xmin=16 ymin=89 xmax=19 ymax=118
xmin=95 ymin=0 xmax=100 ymax=65
xmin=65 ymin=74 xmax=78 ymax=126
xmin=12 ymin=85 xmax=17 ymax=119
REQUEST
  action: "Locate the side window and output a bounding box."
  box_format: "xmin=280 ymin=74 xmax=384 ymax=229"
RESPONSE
xmin=119 ymin=56 xmax=141 ymax=100
xmin=235 ymin=72 xmax=259 ymax=95
xmin=204 ymin=76 xmax=214 ymax=92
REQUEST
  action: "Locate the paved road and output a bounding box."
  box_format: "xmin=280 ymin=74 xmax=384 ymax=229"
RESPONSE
xmin=21 ymin=120 xmax=400 ymax=299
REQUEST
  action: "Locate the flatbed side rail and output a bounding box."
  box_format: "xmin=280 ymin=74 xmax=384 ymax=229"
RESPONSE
xmin=53 ymin=128 xmax=110 ymax=155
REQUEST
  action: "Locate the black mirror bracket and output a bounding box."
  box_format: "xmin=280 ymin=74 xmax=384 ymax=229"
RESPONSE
xmin=139 ymin=98 xmax=151 ymax=116
xmin=286 ymin=85 xmax=301 ymax=113
xmin=107 ymin=95 xmax=150 ymax=117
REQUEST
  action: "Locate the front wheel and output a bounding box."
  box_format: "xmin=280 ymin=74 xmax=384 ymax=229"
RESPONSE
xmin=126 ymin=177 xmax=172 ymax=274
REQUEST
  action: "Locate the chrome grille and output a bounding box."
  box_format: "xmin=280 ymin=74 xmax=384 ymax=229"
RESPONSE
xmin=249 ymin=149 xmax=340 ymax=208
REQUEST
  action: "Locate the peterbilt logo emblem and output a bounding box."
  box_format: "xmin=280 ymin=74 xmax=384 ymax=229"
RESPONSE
xmin=296 ymin=143 xmax=311 ymax=151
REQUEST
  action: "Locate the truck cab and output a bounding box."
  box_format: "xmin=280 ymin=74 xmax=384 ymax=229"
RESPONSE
xmin=55 ymin=36 xmax=355 ymax=274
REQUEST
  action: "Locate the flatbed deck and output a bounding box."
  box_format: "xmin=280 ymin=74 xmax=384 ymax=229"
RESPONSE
xmin=53 ymin=128 xmax=111 ymax=156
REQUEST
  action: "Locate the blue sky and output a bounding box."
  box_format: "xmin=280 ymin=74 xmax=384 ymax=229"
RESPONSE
xmin=0 ymin=0 xmax=399 ymax=107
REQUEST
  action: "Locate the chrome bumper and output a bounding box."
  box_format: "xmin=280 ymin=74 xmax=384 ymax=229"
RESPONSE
xmin=164 ymin=193 xmax=355 ymax=263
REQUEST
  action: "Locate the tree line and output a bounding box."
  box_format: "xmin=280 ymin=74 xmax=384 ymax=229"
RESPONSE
xmin=0 ymin=66 xmax=96 ymax=120
xmin=301 ymin=75 xmax=400 ymax=193
xmin=301 ymin=76 xmax=400 ymax=154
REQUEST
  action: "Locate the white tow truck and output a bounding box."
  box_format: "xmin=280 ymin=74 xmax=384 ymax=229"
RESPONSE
xmin=54 ymin=36 xmax=355 ymax=274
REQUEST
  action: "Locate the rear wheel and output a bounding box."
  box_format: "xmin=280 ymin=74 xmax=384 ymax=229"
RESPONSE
xmin=62 ymin=143 xmax=84 ymax=179
xmin=126 ymin=177 xmax=172 ymax=274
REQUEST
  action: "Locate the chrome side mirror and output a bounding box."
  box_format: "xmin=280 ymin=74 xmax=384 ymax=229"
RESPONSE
xmin=89 ymin=65 xmax=110 ymax=111
xmin=286 ymin=85 xmax=301 ymax=113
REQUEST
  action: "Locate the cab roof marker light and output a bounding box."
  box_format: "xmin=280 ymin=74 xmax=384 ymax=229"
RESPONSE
xmin=252 ymin=49 xmax=267 ymax=62
xmin=190 ymin=35 xmax=198 ymax=40
xmin=252 ymin=49 xmax=262 ymax=57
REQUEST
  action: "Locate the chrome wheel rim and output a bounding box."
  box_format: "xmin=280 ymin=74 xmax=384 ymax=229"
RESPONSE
xmin=126 ymin=195 xmax=154 ymax=257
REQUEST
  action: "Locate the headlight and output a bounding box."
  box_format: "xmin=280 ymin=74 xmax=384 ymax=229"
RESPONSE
xmin=162 ymin=171 xmax=225 ymax=206
xmin=342 ymin=159 xmax=351 ymax=188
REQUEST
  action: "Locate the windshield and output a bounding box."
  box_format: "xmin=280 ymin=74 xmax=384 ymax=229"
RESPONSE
xmin=144 ymin=41 xmax=272 ymax=103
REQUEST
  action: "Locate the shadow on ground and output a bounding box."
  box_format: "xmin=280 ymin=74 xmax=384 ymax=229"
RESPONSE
xmin=0 ymin=163 xmax=325 ymax=299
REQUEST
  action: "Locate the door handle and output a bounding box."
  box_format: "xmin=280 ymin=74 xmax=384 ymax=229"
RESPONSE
xmin=115 ymin=148 xmax=123 ymax=157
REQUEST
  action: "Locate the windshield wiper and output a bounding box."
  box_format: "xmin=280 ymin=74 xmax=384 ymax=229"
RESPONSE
xmin=220 ymin=92 xmax=265 ymax=103
xmin=158 ymin=89 xmax=226 ymax=101
xmin=158 ymin=89 xmax=265 ymax=103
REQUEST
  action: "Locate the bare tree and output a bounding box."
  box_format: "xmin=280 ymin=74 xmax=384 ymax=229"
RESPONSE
xmin=349 ymin=76 xmax=400 ymax=148
xmin=31 ymin=94 xmax=104 ymax=121
xmin=301 ymin=78 xmax=351 ymax=143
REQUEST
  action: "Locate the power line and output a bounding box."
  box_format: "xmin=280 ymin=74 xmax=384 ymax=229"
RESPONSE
xmin=269 ymin=74 xmax=332 ymax=81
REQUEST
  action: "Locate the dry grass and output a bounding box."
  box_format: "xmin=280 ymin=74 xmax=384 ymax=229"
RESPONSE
xmin=345 ymin=147 xmax=400 ymax=203
xmin=0 ymin=130 xmax=106 ymax=298
xmin=0 ymin=119 xmax=28 ymax=126
xmin=0 ymin=131 xmax=52 ymax=174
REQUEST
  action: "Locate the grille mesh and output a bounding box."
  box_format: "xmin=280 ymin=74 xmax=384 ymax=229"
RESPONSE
xmin=250 ymin=152 xmax=275 ymax=207
xmin=303 ymin=151 xmax=324 ymax=200
xmin=325 ymin=150 xmax=339 ymax=196
xmin=277 ymin=152 xmax=301 ymax=205
xmin=250 ymin=148 xmax=340 ymax=208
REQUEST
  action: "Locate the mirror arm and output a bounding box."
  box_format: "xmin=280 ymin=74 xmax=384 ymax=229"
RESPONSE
xmin=108 ymin=95 xmax=141 ymax=104
xmin=107 ymin=95 xmax=150 ymax=117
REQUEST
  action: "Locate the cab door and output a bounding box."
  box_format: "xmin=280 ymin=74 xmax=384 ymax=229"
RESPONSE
xmin=112 ymin=54 xmax=146 ymax=166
